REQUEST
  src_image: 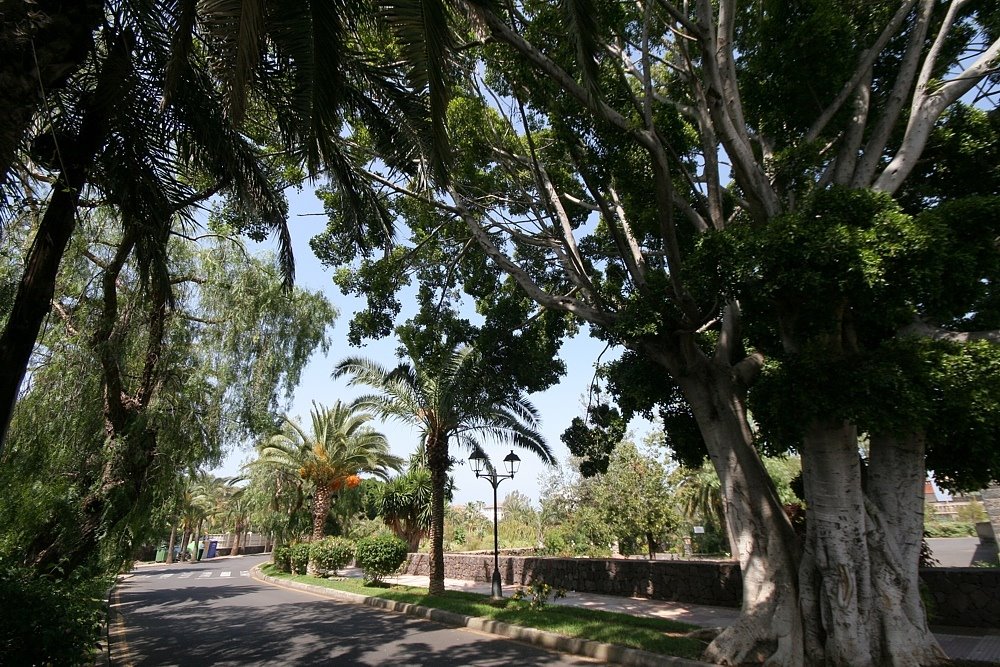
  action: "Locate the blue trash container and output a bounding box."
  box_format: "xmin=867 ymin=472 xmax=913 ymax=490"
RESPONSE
xmin=207 ymin=540 xmax=218 ymax=558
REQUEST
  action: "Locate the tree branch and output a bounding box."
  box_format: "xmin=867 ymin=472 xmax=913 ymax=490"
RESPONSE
xmin=451 ymin=186 xmax=615 ymax=328
xmin=898 ymin=319 xmax=1000 ymax=344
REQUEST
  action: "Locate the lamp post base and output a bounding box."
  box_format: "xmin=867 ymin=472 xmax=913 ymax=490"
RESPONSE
xmin=491 ymin=568 xmax=503 ymax=599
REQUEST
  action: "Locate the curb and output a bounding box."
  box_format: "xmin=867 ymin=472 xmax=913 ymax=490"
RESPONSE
xmin=251 ymin=566 xmax=708 ymax=667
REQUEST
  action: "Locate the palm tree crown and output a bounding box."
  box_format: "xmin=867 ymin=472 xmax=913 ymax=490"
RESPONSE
xmin=256 ymin=400 xmax=402 ymax=548
xmin=334 ymin=340 xmax=553 ymax=594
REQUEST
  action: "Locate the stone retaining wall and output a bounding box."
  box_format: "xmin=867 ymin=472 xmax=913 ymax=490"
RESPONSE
xmin=403 ymin=553 xmax=1000 ymax=628
xmin=403 ymin=553 xmax=742 ymax=607
xmin=919 ymin=568 xmax=1000 ymax=628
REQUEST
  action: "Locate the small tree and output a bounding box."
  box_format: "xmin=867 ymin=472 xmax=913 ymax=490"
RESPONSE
xmin=596 ymin=441 xmax=679 ymax=560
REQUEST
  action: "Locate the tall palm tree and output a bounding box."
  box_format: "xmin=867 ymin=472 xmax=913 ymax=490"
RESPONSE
xmin=255 ymin=401 xmax=402 ymax=569
xmin=373 ymin=446 xmax=453 ymax=552
xmin=334 ymin=341 xmax=554 ymax=595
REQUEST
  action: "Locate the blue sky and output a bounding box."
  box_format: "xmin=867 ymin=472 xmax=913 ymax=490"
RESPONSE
xmin=214 ymin=186 xmax=653 ymax=506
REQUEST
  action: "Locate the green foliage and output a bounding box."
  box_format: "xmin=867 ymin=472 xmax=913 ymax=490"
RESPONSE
xmin=923 ymin=522 xmax=976 ymax=538
xmin=956 ymin=502 xmax=988 ymax=523
xmin=560 ymin=404 xmax=627 ymax=477
xmin=272 ymin=544 xmax=292 ymax=573
xmin=310 ymin=536 xmax=356 ymax=574
xmin=289 ymin=543 xmax=311 ymax=575
xmin=354 ymin=534 xmax=409 ymax=584
xmin=445 ymin=502 xmax=492 ymax=551
xmin=595 ymin=440 xmax=679 ymax=558
xmin=510 ymin=580 xmax=567 ymax=610
xmin=0 ymin=564 xmax=107 ymax=666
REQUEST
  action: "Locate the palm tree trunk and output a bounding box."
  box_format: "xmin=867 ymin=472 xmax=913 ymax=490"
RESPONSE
xmin=427 ymin=433 xmax=449 ymax=596
xmin=193 ymin=519 xmax=203 ymax=561
xmin=166 ymin=523 xmax=178 ymax=564
xmin=307 ymin=485 xmax=333 ymax=576
xmin=231 ymin=526 xmax=242 ymax=557
xmin=180 ymin=526 xmax=191 ymax=561
xmin=0 ymin=0 xmax=104 ymax=183
xmin=0 ymin=171 xmax=87 ymax=450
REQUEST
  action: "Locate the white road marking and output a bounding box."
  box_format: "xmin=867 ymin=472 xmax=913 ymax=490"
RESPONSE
xmin=179 ymin=572 xmax=193 ymax=579
xmin=240 ymin=571 xmax=249 ymax=577
xmin=221 ymin=571 xmax=231 ymax=578
xmin=159 ymin=573 xmax=174 ymax=579
xmin=198 ymin=572 xmax=211 ymax=578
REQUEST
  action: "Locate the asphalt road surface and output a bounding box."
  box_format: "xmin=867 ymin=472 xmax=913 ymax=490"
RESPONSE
xmin=113 ymin=555 xmax=596 ymax=666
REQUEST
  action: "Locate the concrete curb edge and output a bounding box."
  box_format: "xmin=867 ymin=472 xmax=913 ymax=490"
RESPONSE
xmin=251 ymin=565 xmax=708 ymax=667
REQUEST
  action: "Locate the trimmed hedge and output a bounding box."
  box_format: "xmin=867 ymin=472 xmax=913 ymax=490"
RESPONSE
xmin=273 ymin=544 xmax=292 ymax=573
xmin=310 ymin=537 xmax=354 ymax=574
xmin=355 ymin=534 xmax=407 ymax=584
xmin=290 ymin=543 xmax=311 ymax=575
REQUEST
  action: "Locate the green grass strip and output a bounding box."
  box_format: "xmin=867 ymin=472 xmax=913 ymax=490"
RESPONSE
xmin=261 ymin=565 xmax=706 ymax=659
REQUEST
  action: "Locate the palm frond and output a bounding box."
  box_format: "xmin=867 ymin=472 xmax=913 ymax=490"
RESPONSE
xmin=379 ymin=0 xmax=455 ymax=184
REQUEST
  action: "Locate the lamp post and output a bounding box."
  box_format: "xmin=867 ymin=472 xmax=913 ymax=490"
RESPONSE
xmin=469 ymin=449 xmax=520 ymax=599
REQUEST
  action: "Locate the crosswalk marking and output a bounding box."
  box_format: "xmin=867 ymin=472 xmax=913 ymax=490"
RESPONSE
xmin=139 ymin=569 xmax=253 ymax=580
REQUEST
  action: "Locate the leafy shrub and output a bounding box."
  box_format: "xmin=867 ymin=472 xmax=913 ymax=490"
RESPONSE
xmin=354 ymin=534 xmax=408 ymax=584
xmin=0 ymin=565 xmax=107 ymax=666
xmin=924 ymin=522 xmax=976 ymax=538
xmin=273 ymin=544 xmax=292 ymax=573
xmin=510 ymin=580 xmax=567 ymax=610
xmin=290 ymin=543 xmax=311 ymax=574
xmin=310 ymin=537 xmax=354 ymax=575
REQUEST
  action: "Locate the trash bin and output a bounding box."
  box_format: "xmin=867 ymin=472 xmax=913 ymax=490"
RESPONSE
xmin=155 ymin=544 xmax=168 ymax=562
xmin=206 ymin=540 xmax=218 ymax=558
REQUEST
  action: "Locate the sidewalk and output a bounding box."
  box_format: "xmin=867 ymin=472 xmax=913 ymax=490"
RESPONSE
xmin=370 ymin=571 xmax=1000 ymax=664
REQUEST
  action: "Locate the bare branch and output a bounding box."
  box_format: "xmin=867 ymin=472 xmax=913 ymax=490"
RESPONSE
xmin=452 ymin=187 xmax=615 ymax=328
xmin=852 ymin=0 xmax=934 ymax=187
xmin=899 ymin=319 xmax=1000 ymax=344
xmin=806 ymin=0 xmax=919 ymax=142
xmin=875 ymin=6 xmax=1000 ymax=193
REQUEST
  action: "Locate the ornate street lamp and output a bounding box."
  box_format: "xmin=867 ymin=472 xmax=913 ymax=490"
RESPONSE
xmin=469 ymin=449 xmax=520 ymax=598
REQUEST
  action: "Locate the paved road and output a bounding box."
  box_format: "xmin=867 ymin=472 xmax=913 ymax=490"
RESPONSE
xmin=113 ymin=555 xmax=595 ymax=666
xmin=925 ymin=537 xmax=998 ymax=567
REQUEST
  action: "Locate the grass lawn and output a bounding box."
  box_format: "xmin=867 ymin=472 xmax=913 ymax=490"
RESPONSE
xmin=260 ymin=565 xmax=707 ymax=659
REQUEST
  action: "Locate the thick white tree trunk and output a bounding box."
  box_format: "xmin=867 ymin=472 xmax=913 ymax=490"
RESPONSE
xmin=672 ymin=360 xmax=804 ymax=666
xmin=799 ymin=421 xmax=947 ymax=666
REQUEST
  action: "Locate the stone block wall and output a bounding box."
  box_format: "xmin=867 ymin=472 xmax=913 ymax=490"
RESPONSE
xmin=919 ymin=568 xmax=1000 ymax=628
xmin=403 ymin=553 xmax=1000 ymax=628
xmin=402 ymin=553 xmax=742 ymax=607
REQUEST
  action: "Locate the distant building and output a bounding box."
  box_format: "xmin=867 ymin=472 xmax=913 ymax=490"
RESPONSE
xmin=924 ymin=479 xmax=983 ymax=521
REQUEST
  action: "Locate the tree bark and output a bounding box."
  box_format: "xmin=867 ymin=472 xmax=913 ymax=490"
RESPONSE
xmin=798 ymin=422 xmax=947 ymax=666
xmin=307 ymin=484 xmax=333 ymax=576
xmin=427 ymin=432 xmax=449 ymax=595
xmin=166 ymin=523 xmax=178 ymax=564
xmin=643 ymin=339 xmax=804 ymax=666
